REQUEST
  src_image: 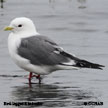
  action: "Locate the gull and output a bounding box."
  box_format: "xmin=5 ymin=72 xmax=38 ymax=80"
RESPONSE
xmin=4 ymin=17 xmax=104 ymax=84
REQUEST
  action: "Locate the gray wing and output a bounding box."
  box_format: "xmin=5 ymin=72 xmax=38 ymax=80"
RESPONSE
xmin=18 ymin=35 xmax=70 ymax=66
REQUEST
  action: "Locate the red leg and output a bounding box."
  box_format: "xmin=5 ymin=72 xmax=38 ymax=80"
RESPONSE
xmin=28 ymin=72 xmax=41 ymax=85
xmin=38 ymin=75 xmax=41 ymax=84
xmin=32 ymin=74 xmax=41 ymax=84
xmin=28 ymin=72 xmax=32 ymax=84
xmin=36 ymin=75 xmax=40 ymax=79
xmin=37 ymin=75 xmax=41 ymax=84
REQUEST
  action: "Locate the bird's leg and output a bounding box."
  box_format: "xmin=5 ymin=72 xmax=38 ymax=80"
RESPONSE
xmin=28 ymin=72 xmax=41 ymax=85
xmin=32 ymin=75 xmax=41 ymax=84
xmin=37 ymin=75 xmax=41 ymax=84
xmin=32 ymin=74 xmax=41 ymax=84
xmin=28 ymin=72 xmax=32 ymax=85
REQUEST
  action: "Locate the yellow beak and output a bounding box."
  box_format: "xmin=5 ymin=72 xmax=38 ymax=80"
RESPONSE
xmin=4 ymin=26 xmax=14 ymax=31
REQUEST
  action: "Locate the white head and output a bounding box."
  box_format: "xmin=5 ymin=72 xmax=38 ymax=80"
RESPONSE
xmin=4 ymin=17 xmax=39 ymax=36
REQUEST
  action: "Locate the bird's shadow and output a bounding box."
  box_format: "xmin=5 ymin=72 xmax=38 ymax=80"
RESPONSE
xmin=11 ymin=83 xmax=96 ymax=107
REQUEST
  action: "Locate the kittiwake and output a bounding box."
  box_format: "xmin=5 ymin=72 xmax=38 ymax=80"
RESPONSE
xmin=4 ymin=17 xmax=105 ymax=84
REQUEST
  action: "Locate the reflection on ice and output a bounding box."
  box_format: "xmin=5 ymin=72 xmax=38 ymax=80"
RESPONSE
xmin=12 ymin=83 xmax=95 ymax=107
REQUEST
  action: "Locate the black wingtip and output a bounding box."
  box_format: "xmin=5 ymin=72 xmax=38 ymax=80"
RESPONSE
xmin=94 ymin=63 xmax=105 ymax=70
xmin=60 ymin=51 xmax=105 ymax=70
xmin=75 ymin=59 xmax=105 ymax=70
xmin=96 ymin=64 xmax=105 ymax=70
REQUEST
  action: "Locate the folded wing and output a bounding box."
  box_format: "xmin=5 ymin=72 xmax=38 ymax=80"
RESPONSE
xmin=18 ymin=35 xmax=105 ymax=70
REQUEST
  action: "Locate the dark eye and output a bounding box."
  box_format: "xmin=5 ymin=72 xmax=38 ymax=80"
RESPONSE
xmin=18 ymin=24 xmax=22 ymax=27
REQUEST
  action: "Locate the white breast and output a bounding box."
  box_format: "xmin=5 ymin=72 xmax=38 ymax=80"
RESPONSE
xmin=8 ymin=33 xmax=29 ymax=68
xmin=8 ymin=33 xmax=52 ymax=75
